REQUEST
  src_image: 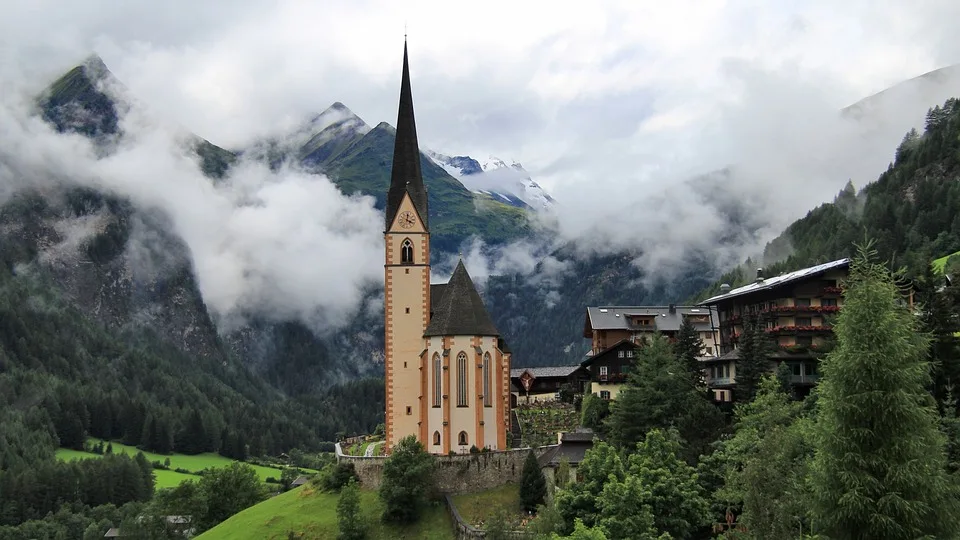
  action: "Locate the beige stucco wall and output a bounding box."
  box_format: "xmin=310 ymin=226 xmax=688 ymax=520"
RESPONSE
xmin=425 ymin=335 xmax=504 ymax=454
xmin=591 ymin=382 xmax=624 ymax=400
xmin=384 ymin=194 xmax=430 ymax=451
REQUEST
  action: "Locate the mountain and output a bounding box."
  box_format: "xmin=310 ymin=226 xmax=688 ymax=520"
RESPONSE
xmin=237 ymin=104 xmax=534 ymax=253
xmin=426 ymin=151 xmax=557 ymax=211
xmin=695 ymin=94 xmax=960 ymax=301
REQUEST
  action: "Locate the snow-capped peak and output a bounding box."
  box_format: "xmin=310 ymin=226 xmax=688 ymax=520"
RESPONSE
xmin=427 ymin=151 xmax=556 ymax=211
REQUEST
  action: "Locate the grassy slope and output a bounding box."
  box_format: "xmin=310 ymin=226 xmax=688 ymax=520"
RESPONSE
xmin=451 ymin=483 xmax=524 ymax=529
xmin=197 ymin=485 xmax=453 ymax=540
xmin=55 ymin=439 xmax=313 ymax=484
xmin=55 ymin=448 xmax=196 ymax=488
xmin=933 ymin=250 xmax=960 ymax=274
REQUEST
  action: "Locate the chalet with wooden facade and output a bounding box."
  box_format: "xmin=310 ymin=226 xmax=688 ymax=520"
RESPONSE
xmin=580 ymin=305 xmax=719 ymax=399
xmin=510 ymin=366 xmax=591 ymax=404
xmin=699 ymin=258 xmax=850 ymax=401
xmin=583 ymin=304 xmax=719 ymax=356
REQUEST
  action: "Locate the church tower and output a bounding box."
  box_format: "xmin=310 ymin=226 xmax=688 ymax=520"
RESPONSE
xmin=383 ymin=40 xmax=511 ymax=455
xmin=383 ymin=40 xmax=431 ymax=452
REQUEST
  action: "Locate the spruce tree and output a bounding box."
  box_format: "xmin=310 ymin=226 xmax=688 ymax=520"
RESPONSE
xmin=811 ymin=244 xmax=960 ymax=539
xmin=337 ymin=478 xmax=364 ymax=540
xmin=520 ymin=449 xmax=547 ymax=512
xmin=734 ymin=311 xmax=772 ymax=401
xmin=675 ymin=316 xmax=706 ymax=386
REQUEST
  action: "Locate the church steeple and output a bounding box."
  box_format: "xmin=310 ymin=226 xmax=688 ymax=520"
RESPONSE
xmin=385 ymin=40 xmax=429 ymax=230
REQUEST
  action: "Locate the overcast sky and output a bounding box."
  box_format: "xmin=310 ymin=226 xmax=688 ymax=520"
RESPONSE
xmin=6 ymin=1 xmax=960 ymax=187
xmin=3 ymin=0 xmax=960 ymax=327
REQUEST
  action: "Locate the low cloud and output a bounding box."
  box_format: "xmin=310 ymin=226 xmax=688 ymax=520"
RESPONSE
xmin=0 ymin=70 xmax=384 ymax=332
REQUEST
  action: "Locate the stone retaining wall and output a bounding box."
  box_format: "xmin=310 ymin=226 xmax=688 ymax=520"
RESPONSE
xmin=335 ymin=443 xmax=555 ymax=494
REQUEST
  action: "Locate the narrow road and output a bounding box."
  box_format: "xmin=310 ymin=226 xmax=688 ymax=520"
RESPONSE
xmin=365 ymin=441 xmax=383 ymax=457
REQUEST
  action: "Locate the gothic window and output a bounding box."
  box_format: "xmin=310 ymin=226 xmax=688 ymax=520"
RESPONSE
xmin=457 ymin=351 xmax=468 ymax=407
xmin=433 ymin=431 xmax=441 ymax=446
xmin=401 ymin=238 xmax=414 ymax=264
xmin=432 ymin=353 xmax=441 ymax=408
xmin=482 ymin=352 xmax=492 ymax=407
xmin=458 ymin=431 xmax=468 ymax=446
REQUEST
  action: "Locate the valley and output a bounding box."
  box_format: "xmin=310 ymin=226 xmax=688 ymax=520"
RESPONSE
xmin=2 ymin=12 xmax=960 ymax=538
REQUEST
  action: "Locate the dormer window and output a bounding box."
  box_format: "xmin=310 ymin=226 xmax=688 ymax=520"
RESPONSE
xmin=401 ymin=238 xmax=414 ymax=264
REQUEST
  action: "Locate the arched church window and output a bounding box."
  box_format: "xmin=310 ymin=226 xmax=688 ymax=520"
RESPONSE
xmin=433 ymin=353 xmax=441 ymax=408
xmin=433 ymin=431 xmax=441 ymax=446
xmin=401 ymin=238 xmax=414 ymax=264
xmin=458 ymin=431 xmax=468 ymax=446
xmin=456 ymin=352 xmax=468 ymax=407
xmin=483 ymin=352 xmax=492 ymax=407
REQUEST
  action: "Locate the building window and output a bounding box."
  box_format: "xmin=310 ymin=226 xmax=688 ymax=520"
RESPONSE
xmin=482 ymin=352 xmax=492 ymax=407
xmin=432 ymin=353 xmax=441 ymax=408
xmin=793 ymin=363 xmax=802 ymax=376
xmin=457 ymin=352 xmax=468 ymax=407
xmin=599 ymin=366 xmax=608 ymax=376
xmin=795 ymin=298 xmax=811 ymax=307
xmin=401 ymin=238 xmax=414 ymax=264
xmin=796 ymin=317 xmax=812 ymax=326
xmin=822 ymin=298 xmax=837 ymax=307
xmin=796 ymin=335 xmax=813 ymax=346
xmin=433 ymin=431 xmax=440 ymax=445
xmin=406 ymin=406 xmax=412 ymax=415
xmin=405 ymin=307 xmax=410 ymax=314
xmin=625 ymin=350 xmax=633 ymax=358
xmin=599 ymin=391 xmax=611 ymax=400
xmin=458 ymin=431 xmax=468 ymax=446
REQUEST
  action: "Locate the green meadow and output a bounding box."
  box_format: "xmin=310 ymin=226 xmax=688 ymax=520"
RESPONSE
xmin=197 ymin=485 xmax=454 ymax=540
xmin=56 ymin=439 xmax=315 ymax=488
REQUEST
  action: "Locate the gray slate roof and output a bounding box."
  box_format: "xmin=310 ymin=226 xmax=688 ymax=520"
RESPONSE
xmin=385 ymin=41 xmax=429 ymax=230
xmin=424 ymin=260 xmax=499 ymax=337
xmin=700 ymin=258 xmax=850 ymax=305
xmin=585 ymin=305 xmax=716 ymax=332
xmin=510 ymin=366 xmax=583 ymax=379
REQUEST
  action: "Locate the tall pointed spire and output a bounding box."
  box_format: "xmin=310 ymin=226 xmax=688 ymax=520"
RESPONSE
xmin=385 ymin=39 xmax=429 ymax=229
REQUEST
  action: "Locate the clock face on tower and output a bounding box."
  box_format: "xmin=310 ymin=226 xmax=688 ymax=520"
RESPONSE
xmin=398 ymin=211 xmax=417 ymax=229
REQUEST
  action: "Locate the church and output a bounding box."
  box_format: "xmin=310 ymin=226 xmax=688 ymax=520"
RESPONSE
xmin=382 ymin=41 xmax=512 ymax=455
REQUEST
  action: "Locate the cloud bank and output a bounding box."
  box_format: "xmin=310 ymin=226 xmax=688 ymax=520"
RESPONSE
xmin=4 ymin=0 xmax=960 ymax=329
xmin=0 ymin=67 xmax=384 ymax=331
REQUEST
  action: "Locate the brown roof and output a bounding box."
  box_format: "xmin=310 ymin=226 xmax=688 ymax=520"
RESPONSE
xmin=424 ymin=260 xmax=499 ymax=337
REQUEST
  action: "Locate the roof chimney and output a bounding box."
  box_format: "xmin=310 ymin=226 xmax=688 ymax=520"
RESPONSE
xmin=668 ymin=304 xmax=676 ymax=314
xmin=756 ymin=268 xmax=764 ymax=283
xmin=719 ymin=283 xmax=731 ymax=293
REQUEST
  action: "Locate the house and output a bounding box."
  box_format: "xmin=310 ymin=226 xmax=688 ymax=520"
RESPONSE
xmin=539 ymin=429 xmax=597 ymax=494
xmin=382 ymin=41 xmax=511 ymax=454
xmin=583 ymin=304 xmax=720 ymax=356
xmin=580 ymin=304 xmax=719 ymax=399
xmin=510 ymin=366 xmax=591 ymax=403
xmin=291 ymin=475 xmax=309 ymax=488
xmin=699 ymin=259 xmax=851 ymax=401
xmin=579 ymin=340 xmax=638 ymax=400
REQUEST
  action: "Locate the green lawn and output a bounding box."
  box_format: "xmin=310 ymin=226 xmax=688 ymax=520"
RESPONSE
xmin=197 ymin=485 xmax=454 ymax=540
xmin=451 ymin=484 xmax=527 ymax=530
xmin=56 ymin=439 xmax=315 ymax=487
xmin=933 ymin=250 xmax=960 ymax=274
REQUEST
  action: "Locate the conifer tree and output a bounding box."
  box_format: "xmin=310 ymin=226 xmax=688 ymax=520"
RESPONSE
xmin=734 ymin=311 xmax=772 ymax=401
xmin=520 ymin=449 xmax=547 ymax=512
xmin=811 ymin=243 xmax=960 ymax=538
xmin=675 ymin=317 xmax=706 ymax=386
xmin=337 ymin=478 xmax=364 ymax=540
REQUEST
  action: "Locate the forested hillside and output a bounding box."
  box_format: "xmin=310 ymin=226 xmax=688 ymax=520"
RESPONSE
xmin=696 ymin=96 xmax=960 ymax=300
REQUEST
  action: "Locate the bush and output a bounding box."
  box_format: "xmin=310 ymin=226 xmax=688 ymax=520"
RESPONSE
xmin=321 ymin=462 xmax=359 ymax=492
xmin=379 ymin=435 xmax=435 ymax=523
